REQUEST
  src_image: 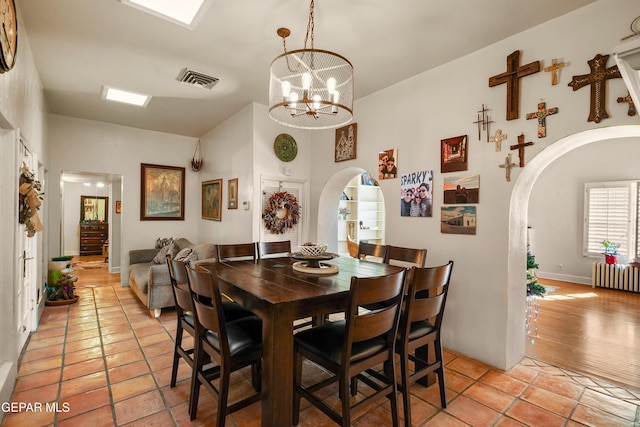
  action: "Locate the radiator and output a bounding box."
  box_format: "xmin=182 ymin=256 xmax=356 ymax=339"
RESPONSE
xmin=592 ymin=262 xmax=640 ymax=292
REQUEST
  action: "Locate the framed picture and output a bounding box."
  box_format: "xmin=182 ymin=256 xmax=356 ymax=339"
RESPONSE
xmin=335 ymin=123 xmax=357 ymax=162
xmin=140 ymin=163 xmax=185 ymax=221
xmin=379 ymin=148 xmax=398 ymax=180
xmin=115 ymin=200 xmax=122 ymax=214
xmin=443 ymin=175 xmax=480 ymax=204
xmin=202 ymin=179 xmax=222 ymax=221
xmin=441 ymin=206 xmax=477 ymax=235
xmin=228 ymin=178 xmax=238 ymax=209
xmin=400 ymin=170 xmax=433 ymax=217
xmin=441 ymin=135 xmax=468 ymax=173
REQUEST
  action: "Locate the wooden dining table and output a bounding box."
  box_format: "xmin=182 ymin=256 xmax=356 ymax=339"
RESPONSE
xmin=199 ymin=255 xmax=404 ymax=427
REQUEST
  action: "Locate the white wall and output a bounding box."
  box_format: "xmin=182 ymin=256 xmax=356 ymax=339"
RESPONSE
xmin=310 ymin=0 xmax=639 ymax=369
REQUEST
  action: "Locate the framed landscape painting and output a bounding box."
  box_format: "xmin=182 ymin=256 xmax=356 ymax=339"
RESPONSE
xmin=140 ymin=163 xmax=185 ymax=221
xmin=202 ymin=179 xmax=222 ymax=221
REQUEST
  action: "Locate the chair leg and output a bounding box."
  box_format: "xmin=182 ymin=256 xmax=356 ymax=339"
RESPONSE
xmin=216 ymin=366 xmax=231 ymax=427
xmin=399 ymin=351 xmax=412 ymax=427
xmin=189 ymin=342 xmax=204 ymax=420
xmin=435 ymin=341 xmax=447 ymax=408
xmin=384 ymin=353 xmax=400 ymax=427
xmin=251 ymin=361 xmax=262 ymax=392
xmin=339 ymin=375 xmax=351 ymax=427
xmin=170 ymin=326 xmax=183 ymax=387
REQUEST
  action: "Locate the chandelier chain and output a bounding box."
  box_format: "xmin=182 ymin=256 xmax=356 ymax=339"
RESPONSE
xmin=303 ymin=0 xmax=315 ymax=49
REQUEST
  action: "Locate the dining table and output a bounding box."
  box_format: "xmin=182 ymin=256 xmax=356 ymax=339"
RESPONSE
xmin=199 ymin=254 xmax=404 ymax=427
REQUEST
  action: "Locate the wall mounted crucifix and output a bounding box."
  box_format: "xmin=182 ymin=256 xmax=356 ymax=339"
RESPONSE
xmin=489 ymin=129 xmax=508 ymax=152
xmin=617 ymin=92 xmax=637 ymax=116
xmin=499 ymin=153 xmax=516 ymax=182
xmin=526 ymin=102 xmax=558 ymax=138
xmin=510 ymin=133 xmax=534 ymax=167
xmin=473 ymin=104 xmax=494 ymax=142
xmin=489 ymin=50 xmax=541 ymax=120
xmin=568 ymin=53 xmax=621 ymax=123
xmin=543 ymin=58 xmax=566 ymax=85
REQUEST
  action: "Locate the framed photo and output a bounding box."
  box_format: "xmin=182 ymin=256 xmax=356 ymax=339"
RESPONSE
xmin=335 ymin=123 xmax=357 ymax=162
xmin=202 ymin=179 xmax=222 ymax=221
xmin=228 ymin=178 xmax=238 ymax=209
xmin=140 ymin=163 xmax=185 ymax=221
xmin=441 ymin=135 xmax=468 ymax=173
xmin=441 ymin=206 xmax=477 ymax=235
xmin=378 ymin=148 xmax=398 ymax=180
xmin=443 ymin=175 xmax=480 ymax=204
xmin=115 ymin=200 xmax=122 ymax=214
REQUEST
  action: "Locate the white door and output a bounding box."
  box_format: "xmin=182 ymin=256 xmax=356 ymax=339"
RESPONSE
xmin=16 ymin=139 xmax=37 ymax=350
xmin=260 ymin=179 xmax=304 ymax=248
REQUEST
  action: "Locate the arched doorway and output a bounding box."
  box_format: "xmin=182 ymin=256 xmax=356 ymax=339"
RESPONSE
xmin=506 ymin=125 xmax=640 ymax=367
xmin=317 ymin=167 xmax=385 ymax=253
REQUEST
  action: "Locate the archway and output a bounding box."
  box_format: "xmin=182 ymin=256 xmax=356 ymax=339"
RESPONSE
xmin=506 ymin=125 xmax=640 ymax=367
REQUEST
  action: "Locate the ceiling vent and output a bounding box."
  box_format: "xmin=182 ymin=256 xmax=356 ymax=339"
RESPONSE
xmin=176 ymin=68 xmax=219 ymax=90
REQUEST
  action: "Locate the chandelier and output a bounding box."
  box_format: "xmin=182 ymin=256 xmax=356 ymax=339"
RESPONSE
xmin=268 ymin=0 xmax=354 ymax=129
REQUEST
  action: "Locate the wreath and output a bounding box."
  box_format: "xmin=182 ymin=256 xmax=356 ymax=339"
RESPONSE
xmin=262 ymin=191 xmax=300 ymax=234
xmin=19 ymin=162 xmax=44 ymax=237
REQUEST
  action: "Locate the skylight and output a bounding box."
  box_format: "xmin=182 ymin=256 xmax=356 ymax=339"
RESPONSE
xmin=121 ymin=0 xmax=212 ymax=28
xmin=101 ymin=86 xmax=151 ymax=107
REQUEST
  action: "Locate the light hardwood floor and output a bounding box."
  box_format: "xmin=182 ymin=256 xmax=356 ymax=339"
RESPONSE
xmin=527 ymin=278 xmax=640 ymax=391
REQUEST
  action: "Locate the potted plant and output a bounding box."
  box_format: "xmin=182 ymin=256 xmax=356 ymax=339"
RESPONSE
xmin=601 ymin=240 xmax=620 ymax=265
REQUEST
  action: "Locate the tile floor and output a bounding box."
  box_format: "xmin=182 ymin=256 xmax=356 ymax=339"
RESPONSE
xmin=2 ymin=282 xmax=640 ymax=426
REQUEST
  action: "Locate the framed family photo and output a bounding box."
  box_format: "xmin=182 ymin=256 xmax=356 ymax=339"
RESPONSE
xmin=140 ymin=163 xmax=185 ymax=221
xmin=202 ymin=179 xmax=222 ymax=221
xmin=228 ymin=178 xmax=238 ymax=209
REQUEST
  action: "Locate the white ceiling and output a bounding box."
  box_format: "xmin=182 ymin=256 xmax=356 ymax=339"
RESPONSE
xmin=18 ymin=0 xmax=597 ymax=138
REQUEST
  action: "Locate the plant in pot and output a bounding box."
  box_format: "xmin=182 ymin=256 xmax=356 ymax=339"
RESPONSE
xmin=601 ymin=240 xmax=620 ymax=265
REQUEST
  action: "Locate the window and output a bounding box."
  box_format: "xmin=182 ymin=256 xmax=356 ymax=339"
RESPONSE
xmin=583 ymin=181 xmax=638 ymax=259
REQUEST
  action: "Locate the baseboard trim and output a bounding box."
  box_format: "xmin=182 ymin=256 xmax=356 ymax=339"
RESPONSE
xmin=537 ymin=271 xmax=591 ymax=285
xmin=0 ymin=361 xmax=17 ymax=422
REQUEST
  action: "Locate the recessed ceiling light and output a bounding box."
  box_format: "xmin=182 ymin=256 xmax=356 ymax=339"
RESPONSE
xmin=121 ymin=0 xmax=213 ymax=28
xmin=101 ymin=86 xmax=151 ymax=107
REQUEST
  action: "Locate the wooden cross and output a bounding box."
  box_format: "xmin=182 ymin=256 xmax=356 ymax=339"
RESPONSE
xmin=617 ymin=92 xmax=637 ymax=116
xmin=489 ymin=129 xmax=508 ymax=152
xmin=543 ymin=58 xmax=566 ymax=85
xmin=526 ymin=102 xmax=558 ymax=138
xmin=499 ymin=153 xmax=516 ymax=182
xmin=568 ymin=53 xmax=622 ymax=123
xmin=489 ymin=50 xmax=541 ymax=121
xmin=510 ymin=133 xmax=534 ymax=167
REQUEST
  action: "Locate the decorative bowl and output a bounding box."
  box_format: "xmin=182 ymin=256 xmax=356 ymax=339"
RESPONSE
xmin=298 ymin=243 xmax=328 ymax=257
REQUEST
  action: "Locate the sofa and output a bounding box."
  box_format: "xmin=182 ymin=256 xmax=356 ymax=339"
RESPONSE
xmin=128 ymin=238 xmax=217 ymax=317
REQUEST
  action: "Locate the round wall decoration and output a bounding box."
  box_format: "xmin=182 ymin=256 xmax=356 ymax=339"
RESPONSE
xmin=274 ymin=133 xmax=298 ymax=162
xmin=0 ymin=0 xmax=17 ymax=73
xmin=262 ymin=191 xmax=300 ymax=234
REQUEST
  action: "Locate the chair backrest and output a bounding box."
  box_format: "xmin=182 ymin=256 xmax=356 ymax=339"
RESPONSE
xmin=357 ymin=241 xmax=387 ymax=262
xmin=346 ymin=234 xmax=359 ymax=258
xmin=384 ymin=245 xmax=427 ymax=268
xmin=186 ymin=266 xmax=229 ymax=356
xmin=166 ymin=255 xmax=193 ymax=313
xmin=402 ymin=261 xmax=454 ymax=335
xmin=342 ymin=269 xmax=407 ymax=364
xmin=217 ymin=243 xmax=256 ymax=262
xmin=257 ymin=240 xmax=291 ymax=259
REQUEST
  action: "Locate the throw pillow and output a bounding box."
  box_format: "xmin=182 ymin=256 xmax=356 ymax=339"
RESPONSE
xmin=174 ymin=248 xmax=197 ymax=263
xmin=155 ymin=237 xmax=174 ymax=249
xmin=152 ymin=242 xmax=176 ymax=264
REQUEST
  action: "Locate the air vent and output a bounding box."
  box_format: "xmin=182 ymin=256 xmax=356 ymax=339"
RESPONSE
xmin=176 ymin=68 xmax=219 ymax=90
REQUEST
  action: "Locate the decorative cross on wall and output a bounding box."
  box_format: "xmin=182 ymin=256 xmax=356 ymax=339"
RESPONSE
xmin=489 ymin=50 xmax=541 ymax=120
xmin=526 ymin=102 xmax=558 ymax=138
xmin=510 ymin=133 xmax=534 ymax=167
xmin=568 ymin=53 xmax=622 ymax=123
xmin=473 ymin=104 xmax=494 ymax=142
xmin=499 ymin=153 xmax=516 ymax=182
xmin=543 ymin=58 xmax=566 ymax=85
xmin=489 ymin=129 xmax=508 ymax=152
xmin=617 ymin=92 xmax=637 ymax=116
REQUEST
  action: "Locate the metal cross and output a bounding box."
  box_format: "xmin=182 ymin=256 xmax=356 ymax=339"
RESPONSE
xmin=617 ymin=92 xmax=637 ymax=116
xmin=568 ymin=53 xmax=622 ymax=123
xmin=526 ymin=102 xmax=558 ymax=138
xmin=489 ymin=50 xmax=541 ymax=120
xmin=499 ymin=153 xmax=517 ymax=182
xmin=489 ymin=129 xmax=508 ymax=152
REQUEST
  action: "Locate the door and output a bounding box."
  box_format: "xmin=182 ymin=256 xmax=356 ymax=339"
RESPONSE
xmin=260 ymin=179 xmax=304 ymax=248
xmin=16 ymin=138 xmax=37 ymax=350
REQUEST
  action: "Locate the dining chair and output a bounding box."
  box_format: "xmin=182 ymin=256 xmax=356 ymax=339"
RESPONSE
xmin=384 ymin=245 xmax=428 ymax=267
xmin=257 ymin=240 xmax=291 ymax=259
xmin=292 ymin=269 xmax=408 ymax=427
xmin=185 ymin=266 xmax=263 ymax=425
xmin=396 ymin=261 xmax=454 ymax=427
xmin=357 ymin=241 xmax=387 ymax=262
xmin=217 ymin=242 xmax=257 ymax=262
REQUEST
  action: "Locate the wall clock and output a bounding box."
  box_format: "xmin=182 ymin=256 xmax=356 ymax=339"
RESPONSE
xmin=274 ymin=133 xmax=298 ymax=162
xmin=0 ymin=0 xmax=17 ymax=73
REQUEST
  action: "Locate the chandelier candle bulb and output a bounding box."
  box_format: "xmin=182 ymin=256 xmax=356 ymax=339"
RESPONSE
xmin=281 ymin=81 xmax=291 ymax=98
xmin=327 ymin=77 xmax=336 ymax=94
